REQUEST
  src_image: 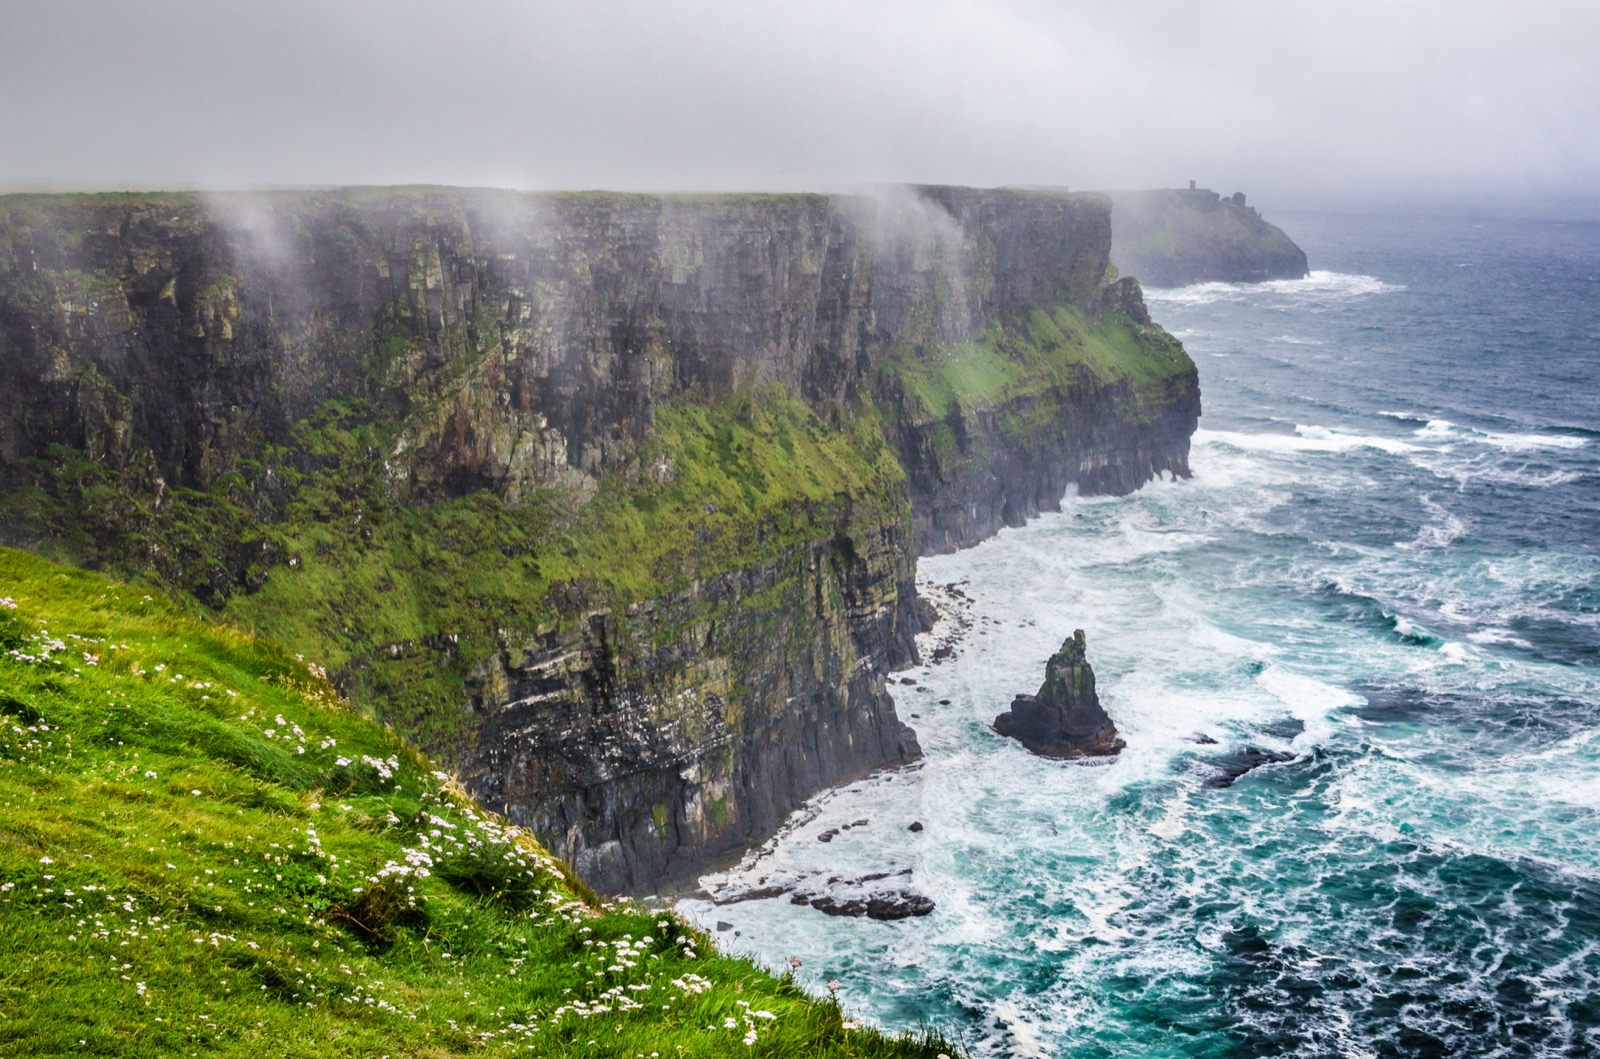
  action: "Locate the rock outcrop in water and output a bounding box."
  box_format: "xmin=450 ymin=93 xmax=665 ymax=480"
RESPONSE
xmin=994 ymin=630 xmax=1123 ymax=758
xmin=1110 ymin=187 xmax=1309 ymax=287
xmin=0 ymin=185 xmax=1194 ymax=891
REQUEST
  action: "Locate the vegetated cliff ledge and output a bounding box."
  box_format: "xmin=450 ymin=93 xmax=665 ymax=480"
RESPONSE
xmin=1110 ymin=187 xmax=1309 ymax=287
xmin=0 ymin=185 xmax=1199 ymax=894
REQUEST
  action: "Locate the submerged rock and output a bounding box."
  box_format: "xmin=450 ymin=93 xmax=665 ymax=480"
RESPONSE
xmin=1204 ymin=746 xmax=1295 ymax=788
xmin=994 ymin=630 xmax=1123 ymax=758
xmin=801 ymin=890 xmax=936 ymax=920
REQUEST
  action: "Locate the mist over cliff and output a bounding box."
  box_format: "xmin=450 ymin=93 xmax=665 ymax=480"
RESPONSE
xmin=1111 ymin=187 xmax=1309 ymax=287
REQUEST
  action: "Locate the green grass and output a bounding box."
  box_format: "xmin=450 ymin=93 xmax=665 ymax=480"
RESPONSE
xmin=881 ymin=302 xmax=1192 ymax=423
xmin=0 ymin=547 xmax=956 ymax=1057
xmin=0 ymin=388 xmax=912 ymax=751
xmin=539 ymin=393 xmax=906 ymax=597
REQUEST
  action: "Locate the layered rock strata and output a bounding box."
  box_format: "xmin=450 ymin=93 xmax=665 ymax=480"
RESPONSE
xmin=0 ymin=185 xmax=1196 ymax=891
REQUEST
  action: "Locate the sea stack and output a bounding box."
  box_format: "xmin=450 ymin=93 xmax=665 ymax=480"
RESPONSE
xmin=994 ymin=630 xmax=1123 ymax=758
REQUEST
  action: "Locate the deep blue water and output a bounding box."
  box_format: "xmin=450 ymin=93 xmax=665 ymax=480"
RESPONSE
xmin=682 ymin=205 xmax=1600 ymax=1057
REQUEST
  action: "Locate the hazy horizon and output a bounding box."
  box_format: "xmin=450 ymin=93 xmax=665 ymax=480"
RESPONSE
xmin=4 ymin=1 xmax=1598 ymax=209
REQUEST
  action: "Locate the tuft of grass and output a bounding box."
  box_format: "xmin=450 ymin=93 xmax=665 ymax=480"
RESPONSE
xmin=0 ymin=547 xmax=957 ymax=1057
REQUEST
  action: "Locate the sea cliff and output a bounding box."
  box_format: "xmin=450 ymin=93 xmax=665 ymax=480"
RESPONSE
xmin=0 ymin=185 xmax=1198 ymax=892
xmin=1110 ymin=187 xmax=1309 ymax=287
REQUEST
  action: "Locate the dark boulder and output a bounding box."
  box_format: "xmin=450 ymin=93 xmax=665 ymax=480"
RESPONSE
xmin=994 ymin=629 xmax=1123 ymax=758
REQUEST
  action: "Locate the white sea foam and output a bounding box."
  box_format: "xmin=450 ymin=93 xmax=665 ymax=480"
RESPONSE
xmin=1412 ymin=418 xmax=1587 ymax=450
xmin=1255 ymin=664 xmax=1362 ymax=745
xmin=1395 ymin=495 xmax=1466 ymax=552
xmin=1467 ymin=627 xmax=1535 ymax=650
xmin=992 ymin=1000 xmax=1054 ymax=1058
xmin=1197 ymin=425 xmax=1417 ymax=456
xmin=1145 ymin=270 xmax=1405 ymax=308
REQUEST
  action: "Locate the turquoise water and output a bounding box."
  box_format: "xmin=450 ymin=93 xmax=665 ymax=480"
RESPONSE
xmin=681 ymin=207 xmax=1600 ymax=1057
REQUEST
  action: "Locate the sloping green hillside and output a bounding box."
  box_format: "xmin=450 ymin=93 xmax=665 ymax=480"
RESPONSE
xmin=0 ymin=548 xmax=951 ymax=1058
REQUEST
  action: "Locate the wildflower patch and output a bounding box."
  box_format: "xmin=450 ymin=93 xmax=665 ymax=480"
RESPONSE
xmin=0 ymin=548 xmax=954 ymax=1058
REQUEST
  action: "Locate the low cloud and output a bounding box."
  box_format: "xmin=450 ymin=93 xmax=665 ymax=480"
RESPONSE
xmin=3 ymin=0 xmax=1597 ymax=202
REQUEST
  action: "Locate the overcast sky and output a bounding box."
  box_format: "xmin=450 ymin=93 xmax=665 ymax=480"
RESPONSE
xmin=3 ymin=1 xmax=1597 ymax=203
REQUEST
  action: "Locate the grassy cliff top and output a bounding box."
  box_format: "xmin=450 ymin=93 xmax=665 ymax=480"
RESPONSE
xmin=0 ymin=547 xmax=951 ymax=1058
xmin=881 ymin=302 xmax=1194 ymax=424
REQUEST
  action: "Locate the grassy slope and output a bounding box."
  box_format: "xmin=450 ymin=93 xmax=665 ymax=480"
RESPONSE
xmin=0 ymin=548 xmax=951 ymax=1058
xmin=882 ymin=303 xmax=1193 ymax=424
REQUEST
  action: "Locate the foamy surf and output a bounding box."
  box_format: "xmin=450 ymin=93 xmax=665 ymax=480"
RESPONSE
xmin=1144 ymin=269 xmax=1405 ymax=308
xmin=1416 ymin=418 xmax=1588 ymax=450
xmin=1196 ymin=424 xmax=1417 ymax=455
xmin=684 ymin=209 xmax=1600 ymax=1056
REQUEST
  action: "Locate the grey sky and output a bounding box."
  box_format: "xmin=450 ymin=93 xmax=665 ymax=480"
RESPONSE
xmin=3 ymin=1 xmax=1597 ymax=201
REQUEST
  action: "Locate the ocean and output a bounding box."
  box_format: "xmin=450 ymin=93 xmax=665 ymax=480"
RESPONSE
xmin=679 ymin=204 xmax=1600 ymax=1057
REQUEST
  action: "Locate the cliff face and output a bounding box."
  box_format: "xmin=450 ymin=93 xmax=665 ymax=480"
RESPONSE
xmin=0 ymin=185 xmax=1198 ymax=892
xmin=463 ymin=492 xmax=921 ymax=886
xmin=1110 ymin=187 xmax=1309 ymax=287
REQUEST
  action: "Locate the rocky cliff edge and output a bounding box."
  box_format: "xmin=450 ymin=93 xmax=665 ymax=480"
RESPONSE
xmin=0 ymin=185 xmax=1198 ymax=892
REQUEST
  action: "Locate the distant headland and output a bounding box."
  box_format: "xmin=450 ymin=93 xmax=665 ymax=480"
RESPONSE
xmin=1110 ymin=184 xmax=1309 ymax=287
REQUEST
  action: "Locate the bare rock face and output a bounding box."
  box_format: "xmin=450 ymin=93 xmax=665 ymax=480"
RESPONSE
xmin=994 ymin=629 xmax=1123 ymax=758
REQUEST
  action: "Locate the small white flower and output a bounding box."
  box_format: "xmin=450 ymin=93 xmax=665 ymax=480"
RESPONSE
xmin=38 ymin=856 xmax=53 ymax=865
xmin=144 ymin=770 xmax=157 ymax=779
xmin=190 ymin=789 xmax=201 ymax=796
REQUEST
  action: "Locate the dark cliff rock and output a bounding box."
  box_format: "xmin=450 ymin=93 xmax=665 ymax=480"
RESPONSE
xmin=462 ymin=496 xmax=923 ymax=889
xmin=0 ymin=184 xmax=1195 ymax=892
xmin=994 ymin=629 xmax=1123 ymax=758
xmin=1110 ymin=188 xmax=1309 ymax=288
